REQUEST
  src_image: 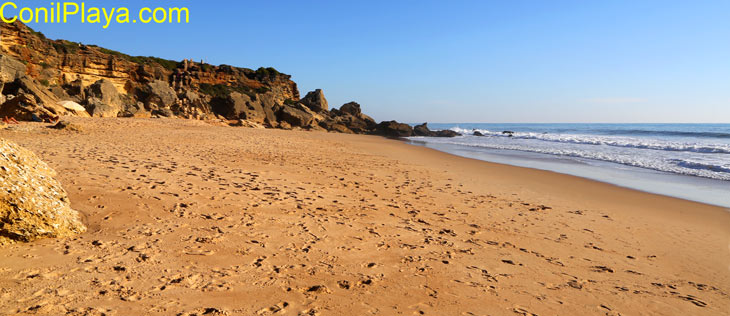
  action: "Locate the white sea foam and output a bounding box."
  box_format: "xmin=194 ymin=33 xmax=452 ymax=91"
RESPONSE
xmin=446 ymin=128 xmax=730 ymax=154
xmin=409 ymin=130 xmax=730 ymax=181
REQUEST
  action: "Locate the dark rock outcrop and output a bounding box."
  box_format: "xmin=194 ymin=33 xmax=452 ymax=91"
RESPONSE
xmin=330 ymin=113 xmax=371 ymax=133
xmin=339 ymin=102 xmax=362 ymax=116
xmin=433 ymin=129 xmax=461 ymax=137
xmin=473 ymin=131 xmax=484 ymax=136
xmin=414 ymin=123 xmax=432 ymax=136
xmin=376 ymin=121 xmax=414 ymax=137
xmin=412 ymin=123 xmax=461 ymax=137
xmin=320 ymin=101 xmax=377 ymax=134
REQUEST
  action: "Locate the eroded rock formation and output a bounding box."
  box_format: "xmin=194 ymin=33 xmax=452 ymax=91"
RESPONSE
xmin=0 ymin=21 xmax=456 ymax=138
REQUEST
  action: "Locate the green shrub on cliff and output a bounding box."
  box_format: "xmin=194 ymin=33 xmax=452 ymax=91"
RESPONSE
xmin=129 ymin=56 xmax=180 ymax=71
xmin=199 ymin=83 xmax=260 ymax=99
xmin=248 ymin=67 xmax=283 ymax=81
xmin=93 ymin=46 xmax=179 ymax=71
xmin=199 ymin=83 xmax=230 ymax=98
xmin=52 ymin=41 xmax=80 ymax=54
xmin=28 ymin=24 xmax=178 ymax=71
xmin=31 ymin=30 xmax=46 ymax=40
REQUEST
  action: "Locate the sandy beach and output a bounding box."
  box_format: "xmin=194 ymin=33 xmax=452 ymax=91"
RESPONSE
xmin=0 ymin=117 xmax=728 ymax=315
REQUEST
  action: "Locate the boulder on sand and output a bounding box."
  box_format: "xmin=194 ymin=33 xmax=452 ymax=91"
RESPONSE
xmin=0 ymin=139 xmax=86 ymax=245
xmin=210 ymin=92 xmax=270 ymax=125
xmin=144 ymin=80 xmax=179 ymax=110
xmin=84 ymin=79 xmax=124 ymax=117
xmin=49 ymin=120 xmax=83 ymax=132
xmin=58 ymin=100 xmax=85 ymax=112
xmin=58 ymin=100 xmax=90 ymax=117
xmin=278 ymin=105 xmax=314 ymax=128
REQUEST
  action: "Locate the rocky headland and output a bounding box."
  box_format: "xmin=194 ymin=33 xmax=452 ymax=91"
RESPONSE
xmin=0 ymin=21 xmax=457 ymax=138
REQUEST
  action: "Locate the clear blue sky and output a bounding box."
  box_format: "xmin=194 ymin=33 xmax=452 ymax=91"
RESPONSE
xmin=22 ymin=0 xmax=730 ymax=123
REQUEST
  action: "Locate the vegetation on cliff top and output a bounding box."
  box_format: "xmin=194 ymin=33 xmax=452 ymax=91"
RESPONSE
xmin=251 ymin=67 xmax=283 ymax=81
xmin=96 ymin=46 xmax=181 ymax=71
xmin=24 ymin=23 xmax=285 ymax=76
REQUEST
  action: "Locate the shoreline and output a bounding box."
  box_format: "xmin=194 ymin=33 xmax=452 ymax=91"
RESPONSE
xmin=354 ymin=134 xmax=730 ymax=232
xmin=404 ymin=138 xmax=730 ymax=209
xmin=1 ymin=118 xmax=729 ymax=315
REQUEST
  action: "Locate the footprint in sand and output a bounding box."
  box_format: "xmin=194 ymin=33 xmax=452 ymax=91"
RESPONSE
xmin=256 ymin=302 xmax=289 ymax=315
xmin=590 ymin=265 xmax=614 ymax=273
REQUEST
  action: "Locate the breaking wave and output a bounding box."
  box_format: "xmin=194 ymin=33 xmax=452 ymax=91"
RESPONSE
xmin=446 ymin=128 xmax=730 ymax=154
xmin=409 ymin=124 xmax=730 ymax=181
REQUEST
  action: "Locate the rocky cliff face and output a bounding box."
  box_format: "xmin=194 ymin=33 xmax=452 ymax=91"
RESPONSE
xmin=0 ymin=22 xmax=301 ymax=121
xmin=0 ymin=22 xmax=454 ymax=137
xmin=0 ymin=22 xmax=298 ymax=101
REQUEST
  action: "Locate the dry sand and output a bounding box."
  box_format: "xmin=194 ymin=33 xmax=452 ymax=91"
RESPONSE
xmin=1 ymin=117 xmax=728 ymax=315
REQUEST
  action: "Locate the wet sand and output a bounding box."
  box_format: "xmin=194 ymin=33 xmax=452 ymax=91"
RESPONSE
xmin=1 ymin=117 xmax=728 ymax=315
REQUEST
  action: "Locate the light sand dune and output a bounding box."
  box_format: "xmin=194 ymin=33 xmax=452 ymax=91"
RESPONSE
xmin=1 ymin=117 xmax=728 ymax=315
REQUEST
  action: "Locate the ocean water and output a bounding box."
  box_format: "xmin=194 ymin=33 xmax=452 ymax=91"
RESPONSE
xmin=405 ymin=123 xmax=730 ymax=208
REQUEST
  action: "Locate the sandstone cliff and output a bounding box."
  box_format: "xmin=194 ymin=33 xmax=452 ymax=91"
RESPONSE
xmin=0 ymin=22 xmax=450 ymax=137
xmin=0 ymin=22 xmax=300 ymax=120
